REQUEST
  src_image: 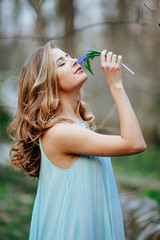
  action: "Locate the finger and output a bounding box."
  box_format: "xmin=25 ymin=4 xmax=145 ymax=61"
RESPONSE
xmin=112 ymin=54 xmax=117 ymax=65
xmin=100 ymin=49 xmax=107 ymax=64
xmin=107 ymin=52 xmax=113 ymax=63
xmin=117 ymin=55 xmax=122 ymax=68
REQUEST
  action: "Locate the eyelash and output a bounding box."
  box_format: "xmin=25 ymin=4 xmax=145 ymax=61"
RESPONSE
xmin=59 ymin=62 xmax=65 ymax=67
xmin=58 ymin=54 xmax=71 ymax=67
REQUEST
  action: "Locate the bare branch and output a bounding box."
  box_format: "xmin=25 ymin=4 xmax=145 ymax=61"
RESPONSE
xmin=27 ymin=0 xmax=49 ymax=42
xmin=0 ymin=18 xmax=149 ymax=42
xmin=144 ymin=3 xmax=160 ymax=28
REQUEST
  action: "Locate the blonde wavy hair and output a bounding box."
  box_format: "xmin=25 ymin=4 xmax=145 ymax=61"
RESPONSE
xmin=7 ymin=41 xmax=95 ymax=178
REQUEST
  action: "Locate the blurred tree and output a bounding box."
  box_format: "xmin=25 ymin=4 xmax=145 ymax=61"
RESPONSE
xmin=144 ymin=1 xmax=160 ymax=28
xmin=28 ymin=0 xmax=49 ymax=42
xmin=0 ymin=0 xmax=23 ymax=70
xmin=0 ymin=0 xmax=159 ymax=145
xmin=0 ymin=0 xmax=2 ymax=68
xmin=56 ymin=0 xmax=75 ymax=47
xmin=10 ymin=0 xmax=23 ymax=69
xmin=117 ymin=0 xmax=128 ymax=19
xmin=56 ymin=0 xmax=74 ymax=33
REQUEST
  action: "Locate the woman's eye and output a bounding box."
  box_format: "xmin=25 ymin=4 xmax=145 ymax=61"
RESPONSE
xmin=59 ymin=62 xmax=65 ymax=67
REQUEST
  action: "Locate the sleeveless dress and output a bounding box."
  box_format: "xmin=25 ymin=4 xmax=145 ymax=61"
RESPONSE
xmin=29 ymin=121 xmax=125 ymax=240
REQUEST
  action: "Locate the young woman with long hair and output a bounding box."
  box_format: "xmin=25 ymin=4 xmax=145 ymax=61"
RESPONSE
xmin=7 ymin=40 xmax=146 ymax=239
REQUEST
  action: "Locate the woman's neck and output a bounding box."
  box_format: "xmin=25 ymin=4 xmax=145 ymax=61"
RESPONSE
xmin=55 ymin=92 xmax=82 ymax=122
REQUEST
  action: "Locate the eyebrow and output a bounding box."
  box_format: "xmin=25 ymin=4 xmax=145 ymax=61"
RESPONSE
xmin=56 ymin=53 xmax=69 ymax=63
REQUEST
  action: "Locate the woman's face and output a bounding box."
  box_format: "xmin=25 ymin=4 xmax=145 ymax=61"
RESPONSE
xmin=51 ymin=48 xmax=88 ymax=93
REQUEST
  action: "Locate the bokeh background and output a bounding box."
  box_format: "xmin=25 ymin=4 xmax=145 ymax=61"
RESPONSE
xmin=0 ymin=0 xmax=160 ymax=239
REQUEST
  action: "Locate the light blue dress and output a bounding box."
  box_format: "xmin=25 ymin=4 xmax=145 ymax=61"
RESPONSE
xmin=29 ymin=121 xmax=125 ymax=240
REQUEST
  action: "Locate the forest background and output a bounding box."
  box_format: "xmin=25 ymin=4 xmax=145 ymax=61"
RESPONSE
xmin=0 ymin=0 xmax=160 ymax=239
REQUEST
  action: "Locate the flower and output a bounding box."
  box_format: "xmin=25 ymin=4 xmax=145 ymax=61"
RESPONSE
xmin=78 ymin=49 xmax=101 ymax=75
xmin=77 ymin=57 xmax=82 ymax=66
xmin=82 ymin=55 xmax=88 ymax=62
xmin=77 ymin=55 xmax=89 ymax=66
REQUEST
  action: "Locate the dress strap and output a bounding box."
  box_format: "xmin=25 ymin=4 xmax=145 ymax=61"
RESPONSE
xmin=49 ymin=117 xmax=90 ymax=129
xmin=75 ymin=121 xmax=90 ymax=129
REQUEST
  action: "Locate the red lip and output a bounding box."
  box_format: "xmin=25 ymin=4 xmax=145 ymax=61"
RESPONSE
xmin=74 ymin=67 xmax=83 ymax=74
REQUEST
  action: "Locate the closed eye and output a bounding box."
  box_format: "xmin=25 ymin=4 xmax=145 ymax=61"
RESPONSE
xmin=59 ymin=62 xmax=65 ymax=67
xmin=57 ymin=53 xmax=71 ymax=67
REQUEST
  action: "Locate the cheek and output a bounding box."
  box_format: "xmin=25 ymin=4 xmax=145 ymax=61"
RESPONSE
xmin=57 ymin=71 xmax=73 ymax=91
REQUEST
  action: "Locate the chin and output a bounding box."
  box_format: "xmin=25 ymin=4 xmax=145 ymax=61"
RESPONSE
xmin=77 ymin=74 xmax=88 ymax=89
xmin=82 ymin=72 xmax=88 ymax=81
xmin=75 ymin=72 xmax=88 ymax=88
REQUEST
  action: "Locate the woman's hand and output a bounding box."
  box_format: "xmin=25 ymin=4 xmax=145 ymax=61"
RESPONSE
xmin=100 ymin=50 xmax=123 ymax=89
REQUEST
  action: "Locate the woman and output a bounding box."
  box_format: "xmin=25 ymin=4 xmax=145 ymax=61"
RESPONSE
xmin=7 ymin=41 xmax=146 ymax=240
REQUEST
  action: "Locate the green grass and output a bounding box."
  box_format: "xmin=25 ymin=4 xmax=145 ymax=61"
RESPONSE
xmin=141 ymin=190 xmax=160 ymax=205
xmin=0 ymin=166 xmax=37 ymax=240
xmin=112 ymin=144 xmax=160 ymax=179
xmin=112 ymin=144 xmax=160 ymax=204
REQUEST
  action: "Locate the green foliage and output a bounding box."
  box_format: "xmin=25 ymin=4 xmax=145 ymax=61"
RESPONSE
xmin=141 ymin=190 xmax=160 ymax=205
xmin=112 ymin=144 xmax=160 ymax=204
xmin=112 ymin=145 xmax=160 ymax=180
xmin=0 ymin=108 xmax=12 ymax=141
xmin=0 ymin=166 xmax=37 ymax=239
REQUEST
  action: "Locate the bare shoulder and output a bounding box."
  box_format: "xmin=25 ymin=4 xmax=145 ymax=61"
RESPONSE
xmin=40 ymin=122 xmax=86 ymax=169
xmin=44 ymin=122 xmax=90 ymax=140
xmin=41 ymin=121 xmax=91 ymax=153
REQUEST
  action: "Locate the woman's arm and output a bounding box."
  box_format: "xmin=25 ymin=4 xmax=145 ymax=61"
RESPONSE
xmin=42 ymin=50 xmax=146 ymax=157
xmin=100 ymin=50 xmax=147 ymax=153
